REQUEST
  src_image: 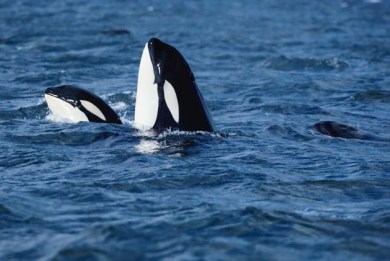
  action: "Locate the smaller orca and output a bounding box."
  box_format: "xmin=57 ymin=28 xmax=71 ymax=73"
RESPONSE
xmin=44 ymin=85 xmax=122 ymax=124
xmin=314 ymin=121 xmax=386 ymax=141
xmin=134 ymin=38 xmax=215 ymax=132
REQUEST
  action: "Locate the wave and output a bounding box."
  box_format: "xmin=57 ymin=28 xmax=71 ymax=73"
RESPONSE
xmin=0 ymin=203 xmax=13 ymax=215
xmin=258 ymin=103 xmax=330 ymax=115
xmin=9 ymin=129 xmax=124 ymax=146
xmin=13 ymin=71 xmax=66 ymax=85
xmin=264 ymin=55 xmax=349 ymax=72
xmin=0 ymin=103 xmax=48 ymax=121
xmin=133 ymin=128 xmax=227 ymax=155
xmin=266 ymin=124 xmax=312 ymax=141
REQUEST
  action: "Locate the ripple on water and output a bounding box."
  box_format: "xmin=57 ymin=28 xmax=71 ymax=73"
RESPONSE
xmin=264 ymin=55 xmax=349 ymax=72
xmin=13 ymin=71 xmax=66 ymax=85
xmin=0 ymin=103 xmax=48 ymax=120
xmin=266 ymin=124 xmax=313 ymax=141
xmin=259 ymin=103 xmax=331 ymax=116
xmin=9 ymin=130 xmax=122 ymax=146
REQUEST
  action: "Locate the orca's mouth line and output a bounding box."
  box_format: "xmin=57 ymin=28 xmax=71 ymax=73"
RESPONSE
xmin=44 ymin=92 xmax=63 ymax=102
xmin=45 ymin=88 xmax=62 ymax=100
xmin=45 ymin=92 xmax=79 ymax=107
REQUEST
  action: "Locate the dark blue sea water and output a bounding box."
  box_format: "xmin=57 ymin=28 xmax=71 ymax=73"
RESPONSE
xmin=1 ymin=0 xmax=389 ymax=260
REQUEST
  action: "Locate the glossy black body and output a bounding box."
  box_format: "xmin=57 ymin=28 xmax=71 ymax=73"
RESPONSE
xmin=45 ymin=85 xmax=122 ymax=124
xmin=147 ymin=38 xmax=215 ymax=132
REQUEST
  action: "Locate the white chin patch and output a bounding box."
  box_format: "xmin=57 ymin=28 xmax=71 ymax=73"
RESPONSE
xmin=80 ymin=100 xmax=106 ymax=121
xmin=134 ymin=44 xmax=159 ymax=130
xmin=164 ymin=80 xmax=179 ymax=124
xmin=45 ymin=94 xmax=88 ymax=122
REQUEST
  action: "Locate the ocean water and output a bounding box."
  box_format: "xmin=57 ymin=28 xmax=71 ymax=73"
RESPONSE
xmin=0 ymin=0 xmax=389 ymax=260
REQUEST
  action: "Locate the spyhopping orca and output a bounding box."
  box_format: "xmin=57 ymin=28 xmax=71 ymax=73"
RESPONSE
xmin=134 ymin=38 xmax=214 ymax=132
xmin=45 ymin=85 xmax=122 ymax=124
xmin=314 ymin=121 xmax=386 ymax=141
xmin=44 ymin=38 xmax=214 ymax=132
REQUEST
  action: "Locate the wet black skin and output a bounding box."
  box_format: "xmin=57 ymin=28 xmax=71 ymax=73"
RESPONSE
xmin=45 ymin=85 xmax=122 ymax=124
xmin=314 ymin=121 xmax=387 ymax=141
xmin=147 ymin=38 xmax=215 ymax=132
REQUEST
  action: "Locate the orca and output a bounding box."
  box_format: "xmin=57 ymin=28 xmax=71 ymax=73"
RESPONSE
xmin=134 ymin=38 xmax=215 ymax=132
xmin=44 ymin=85 xmax=122 ymax=124
xmin=314 ymin=121 xmax=387 ymax=141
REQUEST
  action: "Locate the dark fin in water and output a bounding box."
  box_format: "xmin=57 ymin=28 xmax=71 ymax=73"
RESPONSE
xmin=313 ymin=121 xmax=387 ymax=141
xmin=100 ymin=29 xmax=131 ymax=36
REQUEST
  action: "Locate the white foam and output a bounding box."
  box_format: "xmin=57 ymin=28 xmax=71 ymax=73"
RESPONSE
xmin=36 ymin=97 xmax=46 ymax=105
xmin=156 ymin=129 xmax=224 ymax=139
xmin=135 ymin=139 xmax=162 ymax=154
xmin=110 ymin=101 xmax=128 ymax=111
xmin=120 ymin=118 xmax=134 ymax=126
xmin=46 ymin=112 xmax=76 ymax=123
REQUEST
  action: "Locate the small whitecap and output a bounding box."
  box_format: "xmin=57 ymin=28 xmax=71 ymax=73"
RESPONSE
xmin=135 ymin=139 xmax=161 ymax=154
xmin=110 ymin=102 xmax=127 ymax=111
xmin=133 ymin=127 xmax=156 ymax=138
xmin=46 ymin=112 xmax=75 ymax=123
xmin=157 ymin=129 xmax=224 ymax=139
xmin=120 ymin=117 xmax=134 ymax=126
xmin=36 ymin=97 xmax=45 ymax=105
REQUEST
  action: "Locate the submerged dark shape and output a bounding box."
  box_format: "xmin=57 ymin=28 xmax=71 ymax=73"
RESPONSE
xmin=314 ymin=121 xmax=386 ymax=141
xmin=45 ymin=85 xmax=122 ymax=124
xmin=134 ymin=38 xmax=215 ymax=132
xmin=100 ymin=29 xmax=131 ymax=35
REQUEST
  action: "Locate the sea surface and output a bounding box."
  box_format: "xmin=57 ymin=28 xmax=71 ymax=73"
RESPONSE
xmin=0 ymin=0 xmax=389 ymax=260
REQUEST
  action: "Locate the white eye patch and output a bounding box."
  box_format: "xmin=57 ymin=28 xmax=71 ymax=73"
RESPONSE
xmin=163 ymin=80 xmax=179 ymax=124
xmin=80 ymin=100 xmax=106 ymax=121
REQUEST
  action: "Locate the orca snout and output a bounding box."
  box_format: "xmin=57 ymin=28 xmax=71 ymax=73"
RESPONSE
xmin=148 ymin=37 xmax=163 ymax=49
xmin=45 ymin=86 xmax=68 ymax=98
xmin=45 ymin=87 xmax=55 ymax=96
xmin=146 ymin=38 xmax=166 ymax=85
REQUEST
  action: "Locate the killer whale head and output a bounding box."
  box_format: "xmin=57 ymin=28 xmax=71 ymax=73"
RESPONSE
xmin=44 ymin=85 xmax=122 ymax=124
xmin=134 ymin=38 xmax=214 ymax=132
